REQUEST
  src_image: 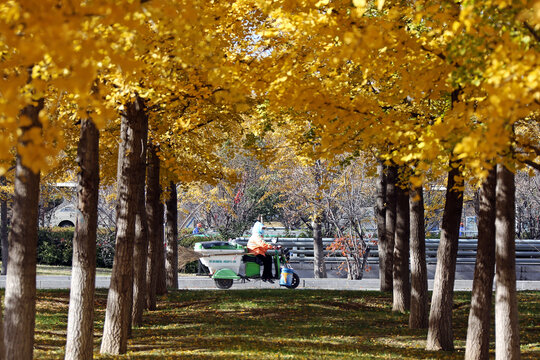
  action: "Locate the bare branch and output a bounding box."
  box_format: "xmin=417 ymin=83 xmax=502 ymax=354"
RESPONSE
xmin=524 ymin=159 xmax=540 ymax=172
xmin=524 ymin=22 xmax=540 ymax=43
xmin=420 ymin=45 xmax=447 ymax=62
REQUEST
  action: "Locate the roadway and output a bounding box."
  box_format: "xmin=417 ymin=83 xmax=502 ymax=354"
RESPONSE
xmin=1 ymin=276 xmax=539 ymax=291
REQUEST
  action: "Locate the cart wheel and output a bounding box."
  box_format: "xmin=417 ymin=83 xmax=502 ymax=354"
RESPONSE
xmin=214 ymin=279 xmax=233 ymax=289
xmin=287 ymin=273 xmax=300 ymax=289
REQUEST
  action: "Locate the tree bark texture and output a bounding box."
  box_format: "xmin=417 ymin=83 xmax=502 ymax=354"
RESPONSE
xmin=0 ymin=310 xmax=3 ymax=360
xmin=131 ymin=111 xmax=148 ymax=327
xmin=146 ymin=143 xmax=161 ymax=309
xmin=3 ymin=101 xmax=43 ymax=360
xmin=393 ymin=184 xmax=410 ymax=313
xmin=165 ymin=182 xmax=179 ymax=289
xmin=65 ymin=119 xmax=100 ymax=360
xmin=312 ymin=160 xmax=327 ymax=279
xmin=1 ymin=176 xmax=8 ymax=275
xmin=100 ymin=99 xmax=146 ymax=355
xmin=132 ymin=185 xmax=149 ymax=326
xmin=409 ymin=185 xmax=428 ymax=329
xmin=156 ymin=202 xmax=167 ymax=295
xmin=312 ymin=213 xmax=327 ymax=278
xmin=465 ymin=167 xmax=496 ymax=360
xmin=494 ymin=165 xmax=520 ymax=360
xmin=427 ymin=163 xmax=464 ymax=351
xmin=382 ymin=165 xmax=397 ymax=292
xmin=375 ymin=161 xmax=387 ymax=291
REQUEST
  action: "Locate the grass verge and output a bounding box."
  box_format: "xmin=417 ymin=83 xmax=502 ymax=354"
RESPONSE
xmin=35 ymin=264 xmax=112 ymax=276
xmin=0 ymin=263 xmax=113 ymax=276
xmin=29 ymin=289 xmax=540 ymax=359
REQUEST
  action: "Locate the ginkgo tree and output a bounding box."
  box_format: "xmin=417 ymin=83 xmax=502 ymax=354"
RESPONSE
xmin=0 ymin=0 xmax=249 ymax=358
xmin=0 ymin=2 xmax=147 ymax=358
xmin=1 ymin=0 xmax=539 ymax=359
xmin=230 ymin=1 xmax=538 ymax=359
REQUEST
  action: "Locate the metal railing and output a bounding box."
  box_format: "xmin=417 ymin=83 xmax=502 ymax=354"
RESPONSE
xmin=234 ymin=238 xmax=540 ymax=265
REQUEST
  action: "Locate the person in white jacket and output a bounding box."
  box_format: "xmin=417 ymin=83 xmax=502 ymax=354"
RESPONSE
xmin=247 ymin=218 xmax=275 ymax=282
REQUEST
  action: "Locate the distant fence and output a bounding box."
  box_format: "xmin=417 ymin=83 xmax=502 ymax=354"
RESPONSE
xmin=234 ymin=238 xmax=540 ymax=266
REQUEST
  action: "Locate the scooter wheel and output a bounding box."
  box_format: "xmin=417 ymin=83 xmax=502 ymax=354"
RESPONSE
xmin=214 ymin=279 xmax=233 ymax=289
xmin=287 ymin=273 xmax=300 ymax=289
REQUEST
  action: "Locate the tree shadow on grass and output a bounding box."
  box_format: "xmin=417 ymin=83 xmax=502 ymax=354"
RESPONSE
xmin=32 ymin=289 xmax=540 ymax=360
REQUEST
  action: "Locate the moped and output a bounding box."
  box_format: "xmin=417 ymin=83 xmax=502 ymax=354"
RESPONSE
xmin=194 ymin=240 xmax=300 ymax=289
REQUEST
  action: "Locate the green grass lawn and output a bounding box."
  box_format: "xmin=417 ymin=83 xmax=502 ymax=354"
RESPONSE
xmin=35 ymin=264 xmax=113 ymax=276
xmin=0 ymin=263 xmax=113 ymax=276
xmin=30 ymin=289 xmax=540 ymax=359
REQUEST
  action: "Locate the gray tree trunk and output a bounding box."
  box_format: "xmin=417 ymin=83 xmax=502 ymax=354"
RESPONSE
xmin=64 ymin=119 xmax=100 ymax=360
xmin=312 ymin=160 xmax=327 ymax=279
xmin=375 ymin=161 xmax=387 ymax=291
xmin=146 ymin=143 xmax=161 ymax=310
xmin=409 ymin=185 xmax=428 ymax=329
xmin=1 ymin=176 xmax=8 ymax=275
xmin=0 ymin=307 xmax=3 ymax=360
xmin=156 ymin=202 xmax=167 ymax=295
xmin=426 ymin=163 xmax=464 ymax=351
xmin=465 ymin=167 xmax=496 ymax=360
xmin=165 ymin=182 xmax=179 ymax=289
xmin=494 ymin=165 xmax=520 ymax=360
xmin=312 ymin=213 xmax=327 ymax=278
xmin=393 ymin=183 xmax=410 ymax=313
xmin=132 ymin=185 xmax=149 ymax=326
xmin=132 ymin=111 xmax=148 ymax=327
xmin=382 ymin=165 xmax=397 ymax=292
xmin=392 ymin=186 xmax=411 ymax=313
xmin=3 ymin=100 xmax=43 ymax=360
xmin=100 ymin=99 xmax=145 ymax=355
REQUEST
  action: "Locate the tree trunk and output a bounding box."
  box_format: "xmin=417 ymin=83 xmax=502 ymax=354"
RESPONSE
xmin=409 ymin=185 xmax=428 ymax=329
xmin=165 ymin=182 xmax=179 ymax=289
xmin=464 ymin=167 xmax=497 ymax=360
xmin=3 ymin=101 xmax=43 ymax=360
xmin=312 ymin=160 xmax=327 ymax=279
xmin=146 ymin=143 xmax=161 ymax=310
xmin=0 ymin=309 xmax=3 ymax=360
xmin=393 ymin=183 xmax=410 ymax=313
xmin=494 ymin=165 xmax=520 ymax=360
xmin=426 ymin=163 xmax=464 ymax=351
xmin=132 ymin=185 xmax=149 ymax=326
xmin=312 ymin=213 xmax=327 ymax=278
xmin=375 ymin=161 xmax=387 ymax=291
xmin=156 ymin=201 xmax=167 ymax=295
xmin=100 ymin=99 xmax=145 ymax=355
xmin=1 ymin=176 xmax=8 ymax=275
xmin=131 ymin=112 xmax=148 ymax=328
xmin=382 ymin=165 xmax=397 ymax=292
xmin=64 ymin=119 xmax=100 ymax=360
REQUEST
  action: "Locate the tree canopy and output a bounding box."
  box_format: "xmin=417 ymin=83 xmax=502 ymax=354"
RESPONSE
xmin=0 ymin=0 xmax=538 ymax=186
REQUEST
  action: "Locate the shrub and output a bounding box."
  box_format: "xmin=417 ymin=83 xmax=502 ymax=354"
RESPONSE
xmin=96 ymin=229 xmax=116 ymax=268
xmin=30 ymin=228 xmax=229 ymax=270
xmin=37 ymin=228 xmax=74 ymax=266
xmin=35 ymin=228 xmax=116 ymax=268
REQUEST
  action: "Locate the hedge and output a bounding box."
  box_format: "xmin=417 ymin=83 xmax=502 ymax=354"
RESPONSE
xmin=1 ymin=228 xmax=223 ymax=271
xmin=35 ymin=228 xmax=116 ymax=268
